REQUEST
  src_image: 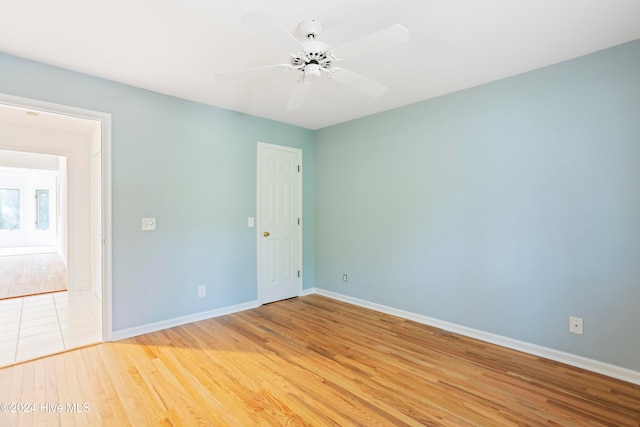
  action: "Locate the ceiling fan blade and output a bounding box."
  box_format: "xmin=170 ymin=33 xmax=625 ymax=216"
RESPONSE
xmin=329 ymin=68 xmax=387 ymax=97
xmin=215 ymin=64 xmax=294 ymax=81
xmin=332 ymin=24 xmax=409 ymax=60
xmin=242 ymin=13 xmax=304 ymax=54
xmin=287 ymin=79 xmax=312 ymax=110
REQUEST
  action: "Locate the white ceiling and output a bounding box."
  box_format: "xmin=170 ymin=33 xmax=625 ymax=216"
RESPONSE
xmin=1 ymin=0 xmax=639 ymax=130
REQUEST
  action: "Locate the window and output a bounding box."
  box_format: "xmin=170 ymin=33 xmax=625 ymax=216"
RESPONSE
xmin=0 ymin=188 xmax=21 ymax=230
xmin=36 ymin=189 xmax=50 ymax=230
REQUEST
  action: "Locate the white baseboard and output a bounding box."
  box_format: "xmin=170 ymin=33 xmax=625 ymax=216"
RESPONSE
xmin=108 ymin=287 xmax=640 ymax=385
xmin=300 ymin=287 xmax=316 ymax=296
xmin=312 ymin=288 xmax=640 ymax=386
xmin=111 ymin=300 xmax=260 ymax=341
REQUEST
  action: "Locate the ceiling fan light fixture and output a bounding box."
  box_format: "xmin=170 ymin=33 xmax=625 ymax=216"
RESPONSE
xmin=304 ymin=63 xmax=322 ymax=80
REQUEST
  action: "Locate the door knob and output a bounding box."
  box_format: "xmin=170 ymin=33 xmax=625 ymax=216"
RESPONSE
xmin=263 ymin=231 xmax=270 ymax=237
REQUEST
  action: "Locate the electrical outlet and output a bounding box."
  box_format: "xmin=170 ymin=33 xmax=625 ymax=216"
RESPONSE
xmin=569 ymin=316 xmax=583 ymax=334
xmin=198 ymin=285 xmax=206 ymax=298
xmin=342 ymin=274 xmax=348 ymax=283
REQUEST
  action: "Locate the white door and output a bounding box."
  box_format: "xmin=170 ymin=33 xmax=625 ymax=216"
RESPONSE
xmin=257 ymin=143 xmax=302 ymax=304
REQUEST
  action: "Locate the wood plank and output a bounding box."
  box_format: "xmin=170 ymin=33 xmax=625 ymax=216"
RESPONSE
xmin=0 ymin=294 xmax=638 ymax=425
xmin=0 ymin=253 xmax=67 ymax=300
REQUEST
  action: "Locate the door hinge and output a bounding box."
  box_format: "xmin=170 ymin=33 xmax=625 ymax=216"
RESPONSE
xmin=297 ymin=165 xmax=300 ymax=173
xmin=297 ymin=270 xmax=301 ymax=278
xmin=298 ymin=217 xmax=301 ymax=225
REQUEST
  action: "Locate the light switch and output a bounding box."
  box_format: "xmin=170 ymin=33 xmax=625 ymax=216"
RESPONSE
xmin=247 ymin=217 xmax=255 ymax=228
xmin=141 ymin=217 xmax=156 ymax=231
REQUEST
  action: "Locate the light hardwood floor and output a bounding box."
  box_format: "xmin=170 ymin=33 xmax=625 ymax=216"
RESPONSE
xmin=1 ymin=295 xmax=638 ymax=426
xmin=0 ymin=252 xmax=67 ymax=300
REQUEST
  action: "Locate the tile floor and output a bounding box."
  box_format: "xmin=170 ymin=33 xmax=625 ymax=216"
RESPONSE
xmin=0 ymin=290 xmax=102 ymax=367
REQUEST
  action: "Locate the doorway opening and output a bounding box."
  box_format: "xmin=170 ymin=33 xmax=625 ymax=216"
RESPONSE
xmin=0 ymin=96 xmax=111 ymax=367
xmin=0 ymin=153 xmax=67 ymax=299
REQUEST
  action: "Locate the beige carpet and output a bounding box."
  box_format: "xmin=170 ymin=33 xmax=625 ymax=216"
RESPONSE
xmin=0 ymin=253 xmax=67 ymax=299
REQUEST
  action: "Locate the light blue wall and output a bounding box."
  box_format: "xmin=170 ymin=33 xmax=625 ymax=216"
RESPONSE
xmin=2 ymin=40 xmax=639 ymax=372
xmin=0 ymin=53 xmax=315 ymax=332
xmin=316 ymin=40 xmax=640 ymax=371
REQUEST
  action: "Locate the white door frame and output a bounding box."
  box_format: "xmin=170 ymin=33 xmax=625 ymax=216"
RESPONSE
xmin=256 ymin=142 xmax=302 ymax=304
xmin=0 ymin=93 xmax=113 ymax=341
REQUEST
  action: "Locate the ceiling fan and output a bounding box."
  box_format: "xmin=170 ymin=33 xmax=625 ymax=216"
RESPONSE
xmin=215 ymin=13 xmax=409 ymax=109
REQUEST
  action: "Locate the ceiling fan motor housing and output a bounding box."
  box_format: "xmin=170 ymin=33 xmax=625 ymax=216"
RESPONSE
xmin=290 ymin=39 xmax=335 ymax=80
